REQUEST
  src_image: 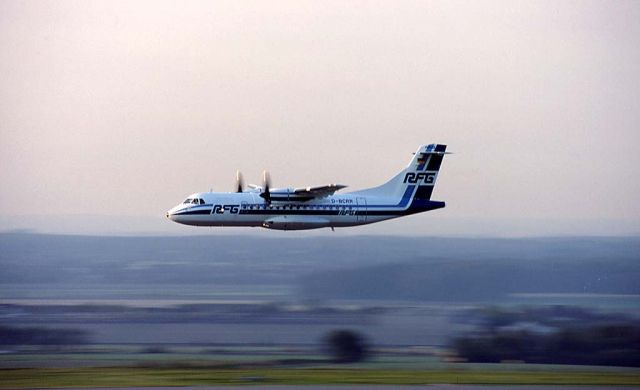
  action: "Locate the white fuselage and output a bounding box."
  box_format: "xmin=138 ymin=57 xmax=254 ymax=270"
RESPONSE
xmin=167 ymin=191 xmax=396 ymax=230
xmin=166 ymin=143 xmax=448 ymax=231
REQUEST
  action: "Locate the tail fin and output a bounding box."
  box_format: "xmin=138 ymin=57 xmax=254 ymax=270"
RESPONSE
xmin=412 ymin=144 xmax=448 ymax=201
xmin=352 ymin=144 xmax=448 ymax=201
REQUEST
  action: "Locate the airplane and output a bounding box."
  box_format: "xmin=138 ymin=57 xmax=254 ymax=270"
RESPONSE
xmin=166 ymin=144 xmax=448 ymax=231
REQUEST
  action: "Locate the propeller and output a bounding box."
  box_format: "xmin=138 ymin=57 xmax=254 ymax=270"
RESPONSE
xmin=259 ymin=170 xmax=271 ymax=203
xmin=235 ymin=170 xmax=244 ymax=193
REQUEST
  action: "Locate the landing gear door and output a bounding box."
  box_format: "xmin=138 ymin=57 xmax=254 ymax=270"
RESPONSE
xmin=356 ymin=197 xmax=367 ymax=222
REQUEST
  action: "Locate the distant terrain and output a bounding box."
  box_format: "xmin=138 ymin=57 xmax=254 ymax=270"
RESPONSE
xmin=1 ymin=233 xmax=640 ymax=374
xmin=0 ymin=233 xmax=638 ymax=302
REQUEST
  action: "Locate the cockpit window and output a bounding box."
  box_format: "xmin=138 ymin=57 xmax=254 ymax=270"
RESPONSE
xmin=182 ymin=198 xmax=204 ymax=205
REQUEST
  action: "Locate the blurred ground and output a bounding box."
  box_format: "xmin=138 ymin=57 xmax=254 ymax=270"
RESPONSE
xmin=70 ymin=386 xmax=640 ymax=390
xmin=1 ymin=234 xmax=639 ymax=385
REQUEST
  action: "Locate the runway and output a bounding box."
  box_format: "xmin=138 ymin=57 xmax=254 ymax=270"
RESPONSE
xmin=84 ymin=386 xmax=640 ymax=390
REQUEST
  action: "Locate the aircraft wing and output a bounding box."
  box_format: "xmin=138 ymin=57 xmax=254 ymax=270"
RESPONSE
xmin=292 ymin=184 xmax=347 ymax=198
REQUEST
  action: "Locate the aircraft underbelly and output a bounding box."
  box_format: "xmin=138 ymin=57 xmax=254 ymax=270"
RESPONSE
xmin=262 ymin=216 xmax=331 ymax=230
xmin=173 ymin=209 xmax=396 ymax=229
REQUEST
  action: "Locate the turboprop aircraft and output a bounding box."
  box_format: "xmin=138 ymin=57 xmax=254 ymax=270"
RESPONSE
xmin=167 ymin=144 xmax=448 ymax=230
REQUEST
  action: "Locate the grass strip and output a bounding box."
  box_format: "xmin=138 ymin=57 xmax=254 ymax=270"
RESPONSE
xmin=1 ymin=367 xmax=640 ymax=388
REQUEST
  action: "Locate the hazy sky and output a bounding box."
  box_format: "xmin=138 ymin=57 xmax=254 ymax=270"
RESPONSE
xmin=1 ymin=0 xmax=639 ymax=236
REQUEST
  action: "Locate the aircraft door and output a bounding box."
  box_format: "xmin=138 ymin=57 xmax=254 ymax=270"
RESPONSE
xmin=356 ymin=197 xmax=367 ymax=222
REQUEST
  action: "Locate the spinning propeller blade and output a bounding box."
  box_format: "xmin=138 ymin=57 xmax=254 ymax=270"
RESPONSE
xmin=235 ymin=171 xmax=244 ymax=193
xmin=260 ymin=170 xmax=271 ymax=203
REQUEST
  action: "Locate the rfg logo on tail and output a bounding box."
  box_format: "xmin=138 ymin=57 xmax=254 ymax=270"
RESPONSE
xmin=403 ymin=172 xmax=437 ymax=185
xmin=213 ymin=205 xmax=240 ymax=214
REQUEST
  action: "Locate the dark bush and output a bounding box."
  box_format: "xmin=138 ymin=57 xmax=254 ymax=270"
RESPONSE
xmin=323 ymin=329 xmax=369 ymax=363
xmin=453 ymin=325 xmax=640 ymax=367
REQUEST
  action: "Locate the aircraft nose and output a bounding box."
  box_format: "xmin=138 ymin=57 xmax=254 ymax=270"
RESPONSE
xmin=166 ymin=205 xmax=183 ymax=221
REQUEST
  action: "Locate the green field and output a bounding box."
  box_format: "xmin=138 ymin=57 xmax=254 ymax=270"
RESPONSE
xmin=1 ymin=367 xmax=640 ymax=388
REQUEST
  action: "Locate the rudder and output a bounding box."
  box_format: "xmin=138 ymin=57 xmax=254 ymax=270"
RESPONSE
xmin=410 ymin=144 xmax=447 ymax=201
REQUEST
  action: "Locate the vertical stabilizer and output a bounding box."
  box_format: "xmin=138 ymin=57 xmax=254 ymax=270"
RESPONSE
xmin=412 ymin=144 xmax=447 ymax=201
xmin=351 ymin=144 xmax=448 ymax=202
